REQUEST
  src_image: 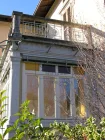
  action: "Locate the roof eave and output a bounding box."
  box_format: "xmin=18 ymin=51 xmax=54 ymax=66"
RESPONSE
xmin=0 ymin=14 xmax=11 ymax=22
xmin=33 ymin=0 xmax=55 ymax=17
xmin=33 ymin=0 xmax=43 ymax=16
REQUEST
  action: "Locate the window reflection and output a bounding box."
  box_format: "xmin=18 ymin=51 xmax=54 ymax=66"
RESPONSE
xmin=74 ymin=79 xmax=86 ymax=117
xmin=27 ymin=75 xmax=38 ymax=116
xmin=73 ymin=66 xmax=85 ymax=75
xmin=59 ymin=78 xmax=71 ymax=118
xmin=58 ymin=66 xmax=71 ymax=74
xmin=44 ymin=76 xmax=55 ymax=118
xmin=42 ymin=65 xmax=55 ymax=72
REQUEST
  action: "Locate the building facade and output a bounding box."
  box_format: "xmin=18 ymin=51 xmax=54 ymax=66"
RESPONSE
xmin=0 ymin=0 xmax=105 ymax=138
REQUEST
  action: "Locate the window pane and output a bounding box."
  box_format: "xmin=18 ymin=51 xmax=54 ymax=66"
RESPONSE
xmin=73 ymin=66 xmax=85 ymax=75
xmin=27 ymin=75 xmax=38 ymax=116
xmin=59 ymin=78 xmax=71 ymax=118
xmin=67 ymin=7 xmax=71 ymax=22
xmin=74 ymin=79 xmax=86 ymax=117
xmin=44 ymin=76 xmax=55 ymax=117
xmin=25 ymin=63 xmax=39 ymax=71
xmin=58 ymin=66 xmax=71 ymax=74
xmin=42 ymin=65 xmax=55 ymax=72
xmin=63 ymin=13 xmax=66 ymax=21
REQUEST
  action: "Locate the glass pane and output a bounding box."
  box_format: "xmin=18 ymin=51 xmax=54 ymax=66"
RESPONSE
xmin=67 ymin=7 xmax=71 ymax=22
xmin=74 ymin=79 xmax=86 ymax=117
xmin=42 ymin=65 xmax=55 ymax=72
xmin=63 ymin=13 xmax=66 ymax=21
xmin=58 ymin=66 xmax=71 ymax=74
xmin=25 ymin=63 xmax=39 ymax=71
xmin=44 ymin=76 xmax=55 ymax=117
xmin=59 ymin=78 xmax=71 ymax=118
xmin=27 ymin=75 xmax=38 ymax=116
xmin=73 ymin=66 xmax=85 ymax=75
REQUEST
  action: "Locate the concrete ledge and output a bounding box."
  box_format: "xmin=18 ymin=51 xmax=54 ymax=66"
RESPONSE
xmin=22 ymin=55 xmax=79 ymax=65
xmin=41 ymin=118 xmax=86 ymax=127
xmin=22 ymin=35 xmax=88 ymax=49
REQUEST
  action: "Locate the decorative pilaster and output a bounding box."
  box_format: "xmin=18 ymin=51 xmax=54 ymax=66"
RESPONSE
xmin=8 ymin=43 xmax=22 ymax=124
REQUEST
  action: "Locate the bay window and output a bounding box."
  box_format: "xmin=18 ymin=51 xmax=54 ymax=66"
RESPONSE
xmin=23 ymin=63 xmax=86 ymax=118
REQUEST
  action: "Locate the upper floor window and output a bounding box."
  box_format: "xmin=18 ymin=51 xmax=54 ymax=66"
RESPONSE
xmin=63 ymin=13 xmax=66 ymax=21
xmin=67 ymin=7 xmax=71 ymax=22
xmin=63 ymin=7 xmax=71 ymax=22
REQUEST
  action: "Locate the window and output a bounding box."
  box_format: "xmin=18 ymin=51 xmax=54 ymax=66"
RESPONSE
xmin=26 ymin=75 xmax=38 ymax=116
xmin=73 ymin=66 xmax=85 ymax=75
xmin=63 ymin=13 xmax=66 ymax=21
xmin=67 ymin=7 xmax=71 ymax=22
xmin=59 ymin=78 xmax=71 ymax=118
xmin=42 ymin=64 xmax=55 ymax=72
xmin=63 ymin=7 xmax=71 ymax=22
xmin=58 ymin=66 xmax=71 ymax=74
xmin=44 ymin=76 xmax=55 ymax=118
xmin=23 ymin=64 xmax=86 ymax=119
xmin=25 ymin=62 xmax=39 ymax=71
xmin=74 ymin=79 xmax=86 ymax=117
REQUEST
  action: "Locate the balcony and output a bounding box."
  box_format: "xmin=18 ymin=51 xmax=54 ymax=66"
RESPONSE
xmin=8 ymin=11 xmax=105 ymax=50
xmin=20 ymin=18 xmax=89 ymax=43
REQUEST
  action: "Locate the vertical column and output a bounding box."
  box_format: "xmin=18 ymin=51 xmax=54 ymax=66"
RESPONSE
xmin=70 ymin=78 xmax=76 ymax=117
xmin=38 ymin=75 xmax=44 ymax=118
xmin=8 ymin=49 xmax=21 ymax=124
xmin=12 ymin=11 xmax=23 ymax=39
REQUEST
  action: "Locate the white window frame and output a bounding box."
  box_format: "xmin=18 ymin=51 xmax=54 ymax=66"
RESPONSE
xmin=22 ymin=63 xmax=86 ymax=119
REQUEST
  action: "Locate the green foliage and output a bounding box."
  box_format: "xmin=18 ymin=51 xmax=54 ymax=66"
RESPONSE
xmin=1 ymin=91 xmax=105 ymax=140
xmin=39 ymin=117 xmax=105 ymax=140
xmin=9 ymin=100 xmax=43 ymax=140
xmin=0 ymin=90 xmax=10 ymax=140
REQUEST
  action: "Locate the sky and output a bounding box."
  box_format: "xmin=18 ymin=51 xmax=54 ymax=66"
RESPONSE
xmin=0 ymin=0 xmax=40 ymax=16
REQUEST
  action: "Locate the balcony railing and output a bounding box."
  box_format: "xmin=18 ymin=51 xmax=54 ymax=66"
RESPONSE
xmin=20 ymin=15 xmax=91 ymax=45
xmin=8 ymin=11 xmax=105 ymax=49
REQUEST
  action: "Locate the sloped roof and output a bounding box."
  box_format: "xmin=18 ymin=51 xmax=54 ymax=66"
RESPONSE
xmin=0 ymin=14 xmax=11 ymax=22
xmin=34 ymin=0 xmax=55 ymax=17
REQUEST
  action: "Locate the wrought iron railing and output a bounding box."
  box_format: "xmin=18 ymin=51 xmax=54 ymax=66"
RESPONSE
xmin=21 ymin=21 xmax=63 ymax=40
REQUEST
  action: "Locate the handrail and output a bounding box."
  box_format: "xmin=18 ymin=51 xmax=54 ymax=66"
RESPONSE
xmin=91 ymin=27 xmax=105 ymax=38
xmin=22 ymin=14 xmax=91 ymax=30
